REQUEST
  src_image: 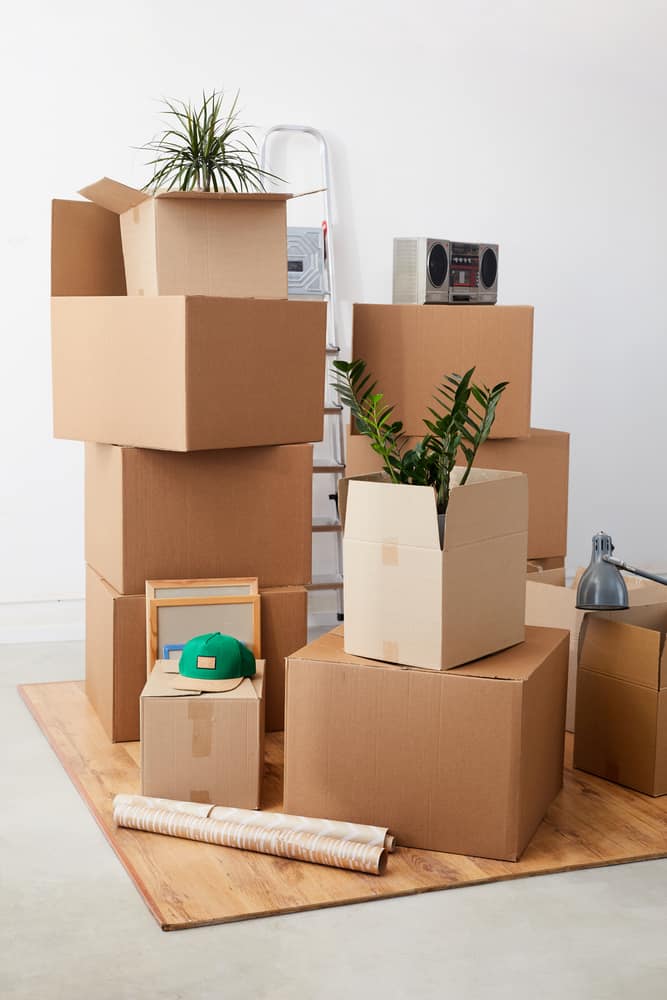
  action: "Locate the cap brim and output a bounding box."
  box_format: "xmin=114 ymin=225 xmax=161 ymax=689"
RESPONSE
xmin=167 ymin=674 xmax=246 ymax=693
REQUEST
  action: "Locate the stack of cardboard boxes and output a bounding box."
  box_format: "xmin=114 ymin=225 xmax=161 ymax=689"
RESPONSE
xmin=51 ymin=180 xmax=327 ymax=741
xmin=283 ymin=302 xmax=571 ymax=861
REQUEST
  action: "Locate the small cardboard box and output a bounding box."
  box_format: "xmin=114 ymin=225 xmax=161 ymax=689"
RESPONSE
xmin=284 ymin=625 xmax=569 ymax=861
xmin=86 ymin=565 xmax=306 ymax=742
xmin=574 ymin=606 xmax=667 ymax=796
xmin=86 ymin=443 xmax=312 ymax=595
xmin=51 ymin=295 xmax=325 ymax=451
xmin=67 ymin=179 xmax=308 ymax=298
xmin=526 ymin=573 xmax=667 ymax=733
xmin=341 ymin=468 xmax=528 ymax=670
xmin=351 ymin=304 xmax=533 ymax=439
xmin=141 ymin=659 xmax=265 ymax=808
xmin=345 ymin=427 xmax=569 ymax=560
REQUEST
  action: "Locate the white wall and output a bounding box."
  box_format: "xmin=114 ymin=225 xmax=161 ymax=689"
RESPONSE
xmin=1 ymin=0 xmax=666 ymax=634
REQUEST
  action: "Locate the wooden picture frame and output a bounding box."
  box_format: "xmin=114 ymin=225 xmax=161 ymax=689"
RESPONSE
xmin=145 ymin=578 xmax=261 ymax=674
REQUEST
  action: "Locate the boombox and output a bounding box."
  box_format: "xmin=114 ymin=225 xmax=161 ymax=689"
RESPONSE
xmin=393 ymin=238 xmax=498 ymax=305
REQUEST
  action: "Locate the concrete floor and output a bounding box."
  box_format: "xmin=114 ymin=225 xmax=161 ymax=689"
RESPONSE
xmin=2 ymin=642 xmax=667 ymax=1000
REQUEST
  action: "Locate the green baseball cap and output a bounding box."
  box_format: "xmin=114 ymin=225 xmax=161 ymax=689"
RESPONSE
xmin=168 ymin=632 xmax=256 ymax=693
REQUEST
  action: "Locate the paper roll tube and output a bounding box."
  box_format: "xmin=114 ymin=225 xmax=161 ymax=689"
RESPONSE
xmin=113 ymin=794 xmax=396 ymax=852
xmin=114 ymin=801 xmax=387 ymax=875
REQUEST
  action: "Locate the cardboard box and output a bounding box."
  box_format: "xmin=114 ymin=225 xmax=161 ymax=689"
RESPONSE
xmin=51 ymin=296 xmax=325 ymax=451
xmin=526 ymin=573 xmax=667 ymax=733
xmin=351 ymin=304 xmax=533 ymax=439
xmin=86 ymin=443 xmax=312 ymax=595
xmin=345 ymin=428 xmax=569 ymax=560
xmin=141 ymin=659 xmax=264 ymax=808
xmin=284 ymin=625 xmax=568 ymax=860
xmin=341 ymin=468 xmax=528 ymax=670
xmin=527 ymin=558 xmax=566 ymax=586
xmin=574 ymin=606 xmax=667 ymax=795
xmin=85 ymin=565 xmax=145 ymax=743
xmin=64 ymin=179 xmax=307 ymax=298
xmin=86 ymin=565 xmax=304 ymax=742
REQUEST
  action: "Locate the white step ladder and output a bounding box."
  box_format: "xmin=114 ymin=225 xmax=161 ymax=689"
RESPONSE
xmin=260 ymin=125 xmax=345 ymax=620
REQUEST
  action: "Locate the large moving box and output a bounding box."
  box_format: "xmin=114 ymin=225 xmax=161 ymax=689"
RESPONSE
xmin=526 ymin=573 xmax=667 ymax=732
xmin=51 ymin=296 xmax=325 ymax=451
xmin=56 ymin=185 xmax=306 ymax=299
xmin=346 ymin=427 xmax=569 ymax=560
xmin=141 ymin=659 xmax=265 ymax=809
xmin=86 ymin=565 xmax=306 ymax=742
xmin=574 ymin=606 xmax=667 ymax=796
xmin=351 ymin=304 xmax=533 ymax=439
xmin=284 ymin=626 xmax=569 ymax=861
xmin=86 ymin=443 xmax=312 ymax=595
xmin=341 ymin=469 xmax=528 ymax=670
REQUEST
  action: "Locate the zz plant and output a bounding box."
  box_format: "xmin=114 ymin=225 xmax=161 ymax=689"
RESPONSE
xmin=332 ymin=359 xmax=508 ymax=516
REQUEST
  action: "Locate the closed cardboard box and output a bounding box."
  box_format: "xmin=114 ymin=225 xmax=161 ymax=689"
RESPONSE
xmin=341 ymin=469 xmax=528 ymax=670
xmin=574 ymin=606 xmax=667 ymax=796
xmin=141 ymin=659 xmax=264 ymax=809
xmin=86 ymin=443 xmax=312 ymax=595
xmin=86 ymin=565 xmax=304 ymax=742
xmin=346 ymin=427 xmax=569 ymax=560
xmin=284 ymin=625 xmax=569 ymax=861
xmin=351 ymin=304 xmax=533 ymax=439
xmin=526 ymin=573 xmax=667 ymax=733
xmin=51 ymin=295 xmax=325 ymax=451
xmin=58 ymin=181 xmax=306 ymax=298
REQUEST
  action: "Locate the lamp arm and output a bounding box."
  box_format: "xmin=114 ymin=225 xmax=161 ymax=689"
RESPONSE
xmin=603 ymin=555 xmax=667 ymax=587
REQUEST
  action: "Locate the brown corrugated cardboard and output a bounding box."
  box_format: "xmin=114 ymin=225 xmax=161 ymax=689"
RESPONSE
xmin=574 ymin=606 xmax=667 ymax=795
xmin=141 ymin=659 xmax=264 ymax=808
xmin=260 ymin=586 xmax=308 ymax=732
xmin=86 ymin=443 xmax=312 ymax=595
xmin=341 ymin=468 xmax=528 ymax=670
xmin=351 ymin=304 xmax=533 ymax=439
xmin=284 ymin=625 xmax=568 ymax=861
xmin=526 ymin=573 xmax=667 ymax=733
xmin=527 ymin=559 xmax=566 ymax=586
xmin=86 ymin=565 xmax=304 ymax=742
xmin=85 ymin=566 xmax=145 ymax=743
xmin=66 ymin=180 xmax=311 ymax=298
xmin=346 ymin=427 xmax=569 ymax=559
xmin=51 ymin=296 xmax=325 ymax=451
xmin=51 ymin=200 xmax=126 ymax=296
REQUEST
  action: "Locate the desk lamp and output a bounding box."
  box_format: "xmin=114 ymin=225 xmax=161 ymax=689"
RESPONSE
xmin=576 ymin=531 xmax=667 ymax=611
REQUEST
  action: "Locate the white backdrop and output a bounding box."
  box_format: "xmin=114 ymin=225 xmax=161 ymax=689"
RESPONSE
xmin=1 ymin=0 xmax=666 ymax=637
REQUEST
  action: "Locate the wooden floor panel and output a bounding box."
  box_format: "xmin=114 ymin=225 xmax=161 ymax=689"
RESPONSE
xmin=19 ymin=680 xmax=667 ymax=931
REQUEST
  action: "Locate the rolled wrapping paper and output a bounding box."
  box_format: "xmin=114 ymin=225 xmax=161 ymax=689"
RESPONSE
xmin=113 ymin=799 xmax=387 ymax=875
xmin=113 ymin=793 xmax=396 ymax=852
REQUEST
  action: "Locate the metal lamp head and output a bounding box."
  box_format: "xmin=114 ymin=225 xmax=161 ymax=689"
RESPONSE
xmin=576 ymin=531 xmax=629 ymax=611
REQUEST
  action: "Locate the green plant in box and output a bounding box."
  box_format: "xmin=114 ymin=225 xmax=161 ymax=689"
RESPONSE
xmin=332 ymin=359 xmax=508 ymax=516
xmin=142 ymin=89 xmax=280 ymax=193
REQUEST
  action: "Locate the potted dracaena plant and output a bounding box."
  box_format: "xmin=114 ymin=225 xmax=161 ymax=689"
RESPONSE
xmin=332 ymin=359 xmax=508 ymax=540
xmin=142 ymin=89 xmax=279 ymax=192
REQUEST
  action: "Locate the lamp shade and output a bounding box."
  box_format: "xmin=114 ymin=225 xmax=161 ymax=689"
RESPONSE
xmin=576 ymin=532 xmax=629 ymax=611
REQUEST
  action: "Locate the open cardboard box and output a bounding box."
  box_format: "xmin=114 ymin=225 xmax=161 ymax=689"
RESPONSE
xmin=69 ymin=177 xmax=316 ymax=298
xmin=141 ymin=659 xmax=264 ymax=809
xmin=340 ymin=468 xmax=528 ymax=670
xmin=351 ymin=304 xmax=534 ymax=439
xmin=345 ymin=427 xmax=569 ymax=561
xmin=526 ymin=571 xmax=667 ymax=732
xmin=574 ymin=604 xmax=667 ymax=795
xmin=284 ymin=625 xmax=569 ymax=861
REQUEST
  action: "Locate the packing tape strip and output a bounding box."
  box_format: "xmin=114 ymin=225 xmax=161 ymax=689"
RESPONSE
xmin=113 ymin=794 xmax=396 ymax=852
xmin=381 ymin=542 xmax=399 ymax=566
xmin=113 ymin=802 xmax=387 ymax=875
xmin=188 ymin=701 xmax=214 ymax=758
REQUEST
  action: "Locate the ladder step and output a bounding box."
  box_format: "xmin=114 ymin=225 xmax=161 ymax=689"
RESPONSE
xmin=312 ymin=518 xmax=342 ymax=533
xmin=323 ymin=405 xmax=343 ymax=415
xmin=308 ymin=575 xmax=343 ymax=591
xmin=313 ymin=459 xmax=345 ymax=473
xmin=326 ymin=346 xmax=340 ymax=356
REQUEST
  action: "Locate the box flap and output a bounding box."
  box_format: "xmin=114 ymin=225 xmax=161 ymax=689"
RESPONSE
xmin=142 ymin=659 xmax=263 ymax=700
xmin=445 ymin=468 xmax=527 ymax=550
xmin=79 ymin=177 xmax=150 ymax=215
xmin=343 ymin=477 xmax=440 ymax=549
xmin=579 ymin=615 xmax=663 ymax=689
xmin=153 ymin=189 xmax=322 ymax=202
xmin=51 ymin=200 xmax=126 ymax=296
